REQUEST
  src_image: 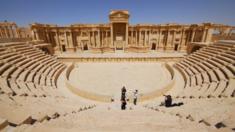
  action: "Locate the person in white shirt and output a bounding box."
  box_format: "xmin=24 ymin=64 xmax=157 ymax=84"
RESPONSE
xmin=133 ymin=90 xmax=138 ymax=105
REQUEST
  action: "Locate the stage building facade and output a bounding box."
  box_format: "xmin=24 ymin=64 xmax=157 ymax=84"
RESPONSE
xmin=30 ymin=10 xmax=233 ymax=53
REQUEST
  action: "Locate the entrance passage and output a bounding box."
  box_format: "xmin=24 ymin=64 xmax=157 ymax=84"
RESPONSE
xmin=174 ymin=44 xmax=178 ymax=51
xmin=113 ymin=23 xmax=127 ymax=50
xmin=151 ymin=43 xmax=156 ymax=50
xmin=62 ymin=45 xmax=66 ymax=52
xmin=83 ymin=44 xmax=88 ymax=50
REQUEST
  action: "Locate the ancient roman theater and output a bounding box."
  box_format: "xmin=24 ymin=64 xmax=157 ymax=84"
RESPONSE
xmin=0 ymin=10 xmax=235 ymax=131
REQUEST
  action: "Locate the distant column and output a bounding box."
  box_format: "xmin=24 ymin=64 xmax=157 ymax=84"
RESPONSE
xmin=31 ymin=30 xmax=35 ymax=40
xmin=11 ymin=26 xmax=14 ymax=38
xmin=144 ymin=30 xmax=147 ymax=46
xmin=100 ymin=31 xmax=102 ymax=47
xmin=64 ymin=31 xmax=68 ymax=47
xmin=0 ymin=27 xmax=3 ymax=38
xmin=103 ymin=31 xmax=106 ymax=46
xmin=180 ymin=29 xmax=185 ymax=46
xmin=125 ymin=24 xmax=128 ymax=49
xmin=158 ymin=29 xmax=161 ymax=48
xmin=55 ymin=30 xmax=61 ymax=51
xmin=148 ymin=31 xmax=150 ymax=46
xmin=98 ymin=30 xmax=100 ymax=47
xmin=45 ymin=30 xmax=49 ymax=42
xmin=111 ymin=25 xmax=113 ymax=47
xmin=166 ymin=30 xmax=170 ymax=48
xmin=4 ymin=26 xmax=9 ymax=38
xmin=135 ymin=30 xmax=137 ymax=46
xmin=8 ymin=26 xmax=12 ymax=38
xmin=11 ymin=26 xmax=15 ymax=38
xmin=106 ymin=31 xmax=108 ymax=46
xmin=70 ymin=31 xmax=74 ymax=49
xmin=191 ymin=29 xmax=195 ymax=42
xmin=88 ymin=31 xmax=91 ymax=46
xmin=139 ymin=30 xmax=142 ymax=46
xmin=35 ymin=30 xmax=39 ymax=40
xmin=131 ymin=30 xmax=133 ymax=45
xmin=202 ymin=29 xmax=206 ymax=42
xmin=205 ymin=28 xmax=213 ymax=42
xmin=93 ymin=31 xmax=96 ymax=47
xmin=180 ymin=28 xmax=187 ymax=51
xmin=172 ymin=30 xmax=176 ymax=46
xmin=13 ymin=25 xmax=18 ymax=38
xmin=101 ymin=30 xmax=103 ymax=47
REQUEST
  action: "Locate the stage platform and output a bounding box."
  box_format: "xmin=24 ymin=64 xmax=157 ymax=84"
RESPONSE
xmin=57 ymin=51 xmax=186 ymax=58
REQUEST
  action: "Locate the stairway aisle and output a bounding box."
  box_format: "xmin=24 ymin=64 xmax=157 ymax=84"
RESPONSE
xmin=18 ymin=103 xmax=217 ymax=132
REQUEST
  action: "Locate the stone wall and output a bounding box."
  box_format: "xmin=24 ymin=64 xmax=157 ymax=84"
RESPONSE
xmin=30 ymin=10 xmax=234 ymax=54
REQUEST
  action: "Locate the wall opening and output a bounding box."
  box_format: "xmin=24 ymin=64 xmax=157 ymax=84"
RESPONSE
xmin=62 ymin=45 xmax=66 ymax=52
xmin=174 ymin=44 xmax=179 ymax=51
xmin=151 ymin=43 xmax=156 ymax=50
xmin=83 ymin=44 xmax=88 ymax=50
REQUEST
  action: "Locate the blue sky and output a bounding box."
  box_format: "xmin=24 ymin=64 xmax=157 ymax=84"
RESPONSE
xmin=0 ymin=0 xmax=235 ymax=27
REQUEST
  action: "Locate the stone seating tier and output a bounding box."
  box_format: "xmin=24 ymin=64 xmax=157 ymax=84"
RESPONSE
xmin=0 ymin=42 xmax=66 ymax=97
xmin=174 ymin=41 xmax=235 ymax=98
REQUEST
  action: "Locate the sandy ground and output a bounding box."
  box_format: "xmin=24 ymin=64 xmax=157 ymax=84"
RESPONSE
xmin=69 ymin=62 xmax=171 ymax=99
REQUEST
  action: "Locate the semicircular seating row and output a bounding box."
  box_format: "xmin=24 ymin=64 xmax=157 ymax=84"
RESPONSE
xmin=174 ymin=40 xmax=235 ymax=98
xmin=0 ymin=42 xmax=94 ymax=129
xmin=0 ymin=42 xmax=66 ymax=97
xmin=144 ymin=41 xmax=235 ymax=131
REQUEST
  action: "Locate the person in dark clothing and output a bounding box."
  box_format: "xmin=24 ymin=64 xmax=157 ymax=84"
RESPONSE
xmin=164 ymin=95 xmax=172 ymax=107
xmin=121 ymin=86 xmax=127 ymax=110
xmin=121 ymin=99 xmax=127 ymax=110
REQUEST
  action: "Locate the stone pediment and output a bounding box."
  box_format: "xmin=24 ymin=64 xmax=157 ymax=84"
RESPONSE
xmin=109 ymin=10 xmax=129 ymax=23
xmin=110 ymin=10 xmax=129 ymax=18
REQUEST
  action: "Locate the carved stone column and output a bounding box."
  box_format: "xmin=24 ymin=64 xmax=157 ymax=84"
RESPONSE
xmin=205 ymin=28 xmax=213 ymax=42
xmin=131 ymin=30 xmax=133 ymax=45
xmin=135 ymin=30 xmax=137 ymax=46
xmin=106 ymin=31 xmax=108 ymax=47
xmin=158 ymin=29 xmax=161 ymax=49
xmin=191 ymin=29 xmax=195 ymax=42
xmin=97 ymin=30 xmax=100 ymax=47
xmin=202 ymin=29 xmax=207 ymax=42
xmin=144 ymin=30 xmax=147 ymax=46
xmin=111 ymin=25 xmax=113 ymax=47
xmin=139 ymin=30 xmax=142 ymax=46
xmin=64 ymin=31 xmax=68 ymax=47
xmin=8 ymin=26 xmax=13 ymax=38
xmin=180 ymin=28 xmax=186 ymax=51
xmin=88 ymin=31 xmax=91 ymax=47
xmin=55 ymin=30 xmax=61 ymax=52
xmin=93 ymin=31 xmax=96 ymax=47
xmin=100 ymin=31 xmax=102 ymax=47
xmin=4 ymin=26 xmax=9 ymax=38
xmin=172 ymin=30 xmax=176 ymax=46
xmin=125 ymin=24 xmax=128 ymax=49
xmin=35 ymin=30 xmax=39 ymax=40
xmin=13 ymin=25 xmax=18 ymax=38
xmin=0 ymin=27 xmax=2 ymax=38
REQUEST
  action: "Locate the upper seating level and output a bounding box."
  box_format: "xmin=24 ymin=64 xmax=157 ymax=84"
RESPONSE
xmin=0 ymin=42 xmax=66 ymax=97
xmin=174 ymin=40 xmax=235 ymax=98
xmin=0 ymin=41 xmax=95 ymax=130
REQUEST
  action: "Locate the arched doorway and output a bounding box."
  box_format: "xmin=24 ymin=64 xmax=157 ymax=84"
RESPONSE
xmin=82 ymin=41 xmax=88 ymax=51
xmin=151 ymin=43 xmax=156 ymax=50
xmin=62 ymin=45 xmax=66 ymax=52
xmin=83 ymin=44 xmax=88 ymax=50
xmin=174 ymin=44 xmax=179 ymax=51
